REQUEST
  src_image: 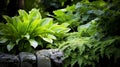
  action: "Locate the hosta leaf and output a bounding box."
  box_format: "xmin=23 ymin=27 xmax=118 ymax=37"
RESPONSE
xmin=28 ymin=18 xmax=40 ymax=34
xmin=7 ymin=42 xmax=15 ymax=51
xmin=48 ymin=34 xmax=56 ymax=40
xmin=17 ymin=20 xmax=24 ymax=34
xmin=12 ymin=17 xmax=21 ymax=29
xmin=61 ymin=23 xmax=70 ymax=27
xmin=34 ymin=27 xmax=45 ymax=34
xmin=7 ymin=23 xmax=18 ymax=37
xmin=16 ymin=39 xmax=20 ymax=45
xmin=3 ymin=15 xmax=12 ymax=23
xmin=40 ymin=18 xmax=53 ymax=27
xmin=22 ymin=33 xmax=30 ymax=39
xmin=18 ymin=9 xmax=28 ymax=21
xmin=29 ymin=9 xmax=41 ymax=23
xmin=0 ymin=38 xmax=8 ymax=43
xmin=29 ymin=39 xmax=38 ymax=48
xmin=50 ymin=24 xmax=70 ymax=33
xmin=42 ymin=37 xmax=53 ymax=43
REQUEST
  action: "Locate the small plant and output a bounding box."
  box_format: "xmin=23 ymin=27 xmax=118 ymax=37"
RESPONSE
xmin=0 ymin=9 xmax=70 ymax=53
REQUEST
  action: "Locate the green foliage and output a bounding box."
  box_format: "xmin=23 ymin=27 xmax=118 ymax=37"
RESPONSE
xmin=0 ymin=9 xmax=70 ymax=53
xmin=55 ymin=0 xmax=120 ymax=67
xmin=98 ymin=3 xmax=120 ymax=36
xmin=59 ymin=36 xmax=96 ymax=67
xmin=24 ymin=0 xmax=40 ymax=11
xmin=24 ymin=0 xmax=72 ymax=17
xmin=59 ymin=22 xmax=120 ymax=67
xmin=53 ymin=1 xmax=105 ymax=31
xmin=53 ymin=5 xmax=80 ymax=29
xmin=59 ymin=19 xmax=99 ymax=67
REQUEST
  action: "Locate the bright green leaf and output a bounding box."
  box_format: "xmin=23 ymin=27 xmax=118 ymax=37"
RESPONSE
xmin=7 ymin=42 xmax=15 ymax=51
xmin=48 ymin=34 xmax=56 ymax=40
xmin=29 ymin=39 xmax=38 ymax=48
xmin=2 ymin=15 xmax=12 ymax=23
xmin=0 ymin=38 xmax=8 ymax=43
xmin=42 ymin=37 xmax=53 ymax=43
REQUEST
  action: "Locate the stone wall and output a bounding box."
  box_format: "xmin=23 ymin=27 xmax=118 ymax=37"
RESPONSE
xmin=0 ymin=49 xmax=63 ymax=67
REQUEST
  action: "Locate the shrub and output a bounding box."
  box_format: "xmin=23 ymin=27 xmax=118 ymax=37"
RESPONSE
xmin=0 ymin=9 xmax=70 ymax=53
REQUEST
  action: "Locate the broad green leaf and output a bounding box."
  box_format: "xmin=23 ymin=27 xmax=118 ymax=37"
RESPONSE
xmin=34 ymin=26 xmax=55 ymax=36
xmin=22 ymin=33 xmax=30 ymax=39
xmin=12 ymin=17 xmax=20 ymax=29
xmin=7 ymin=23 xmax=18 ymax=37
xmin=28 ymin=18 xmax=40 ymax=34
xmin=50 ymin=24 xmax=70 ymax=33
xmin=16 ymin=20 xmax=24 ymax=34
xmin=61 ymin=23 xmax=70 ymax=27
xmin=16 ymin=39 xmax=20 ymax=45
xmin=3 ymin=15 xmax=12 ymax=23
xmin=48 ymin=34 xmax=56 ymax=40
xmin=7 ymin=42 xmax=15 ymax=51
xmin=53 ymin=9 xmax=66 ymax=16
xmin=29 ymin=9 xmax=41 ymax=23
xmin=18 ymin=9 xmax=28 ymax=21
xmin=29 ymin=39 xmax=38 ymax=48
xmin=40 ymin=18 xmax=53 ymax=27
xmin=42 ymin=37 xmax=53 ymax=43
xmin=0 ymin=38 xmax=8 ymax=43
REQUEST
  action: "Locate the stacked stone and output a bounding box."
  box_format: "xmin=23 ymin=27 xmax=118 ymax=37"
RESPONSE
xmin=0 ymin=49 xmax=63 ymax=67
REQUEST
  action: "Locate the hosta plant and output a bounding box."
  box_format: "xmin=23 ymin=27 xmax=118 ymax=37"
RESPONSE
xmin=0 ymin=9 xmax=70 ymax=53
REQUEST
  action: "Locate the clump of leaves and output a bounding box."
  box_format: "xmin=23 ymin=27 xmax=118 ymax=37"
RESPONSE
xmin=53 ymin=1 xmax=105 ymax=31
xmin=0 ymin=9 xmax=70 ymax=53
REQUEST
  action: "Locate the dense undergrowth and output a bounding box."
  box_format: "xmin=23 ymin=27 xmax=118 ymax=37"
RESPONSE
xmin=52 ymin=0 xmax=120 ymax=67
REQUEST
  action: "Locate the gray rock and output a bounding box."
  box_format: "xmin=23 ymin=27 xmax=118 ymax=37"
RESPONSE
xmin=35 ymin=49 xmax=64 ymax=67
xmin=0 ymin=49 xmax=64 ymax=67
xmin=19 ymin=52 xmax=36 ymax=67
xmin=35 ymin=50 xmax=51 ymax=67
xmin=49 ymin=49 xmax=64 ymax=67
xmin=0 ymin=53 xmax=19 ymax=67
